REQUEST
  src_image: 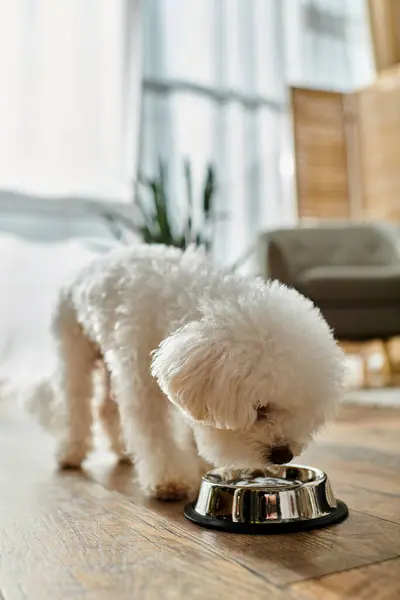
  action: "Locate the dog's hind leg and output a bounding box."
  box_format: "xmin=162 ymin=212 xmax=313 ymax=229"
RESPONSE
xmin=52 ymin=295 xmax=97 ymax=469
xmin=98 ymin=364 xmax=131 ymax=464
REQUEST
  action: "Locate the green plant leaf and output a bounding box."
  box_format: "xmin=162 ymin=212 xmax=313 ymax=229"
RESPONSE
xmin=184 ymin=159 xmax=193 ymax=209
xmin=136 ymin=160 xmax=220 ymax=250
xmin=184 ymin=159 xmax=194 ymax=245
xmin=135 ymin=194 xmax=154 ymax=223
xmin=137 ymin=172 xmax=153 ymax=187
xmin=145 ymin=160 xmax=174 ymax=245
xmin=174 ymin=234 xmax=186 ymax=249
xmin=136 ymin=173 xmax=160 ymax=231
xmin=139 ymin=225 xmax=155 ymax=244
xmin=203 ymin=164 xmax=215 ymax=217
xmin=158 ymin=158 xmax=166 ymax=187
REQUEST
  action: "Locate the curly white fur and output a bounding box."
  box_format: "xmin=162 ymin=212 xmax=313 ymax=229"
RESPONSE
xmin=26 ymin=243 xmax=345 ymax=500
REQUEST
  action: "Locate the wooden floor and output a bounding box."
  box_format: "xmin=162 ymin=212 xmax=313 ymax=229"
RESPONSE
xmin=1 ymin=403 xmax=400 ymax=600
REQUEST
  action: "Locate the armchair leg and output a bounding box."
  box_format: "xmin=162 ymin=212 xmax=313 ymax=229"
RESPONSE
xmin=382 ymin=340 xmax=396 ymax=387
xmin=340 ymin=339 xmax=398 ymax=388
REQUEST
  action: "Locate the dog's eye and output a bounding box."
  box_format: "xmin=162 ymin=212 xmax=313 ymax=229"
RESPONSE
xmin=256 ymin=406 xmax=270 ymax=422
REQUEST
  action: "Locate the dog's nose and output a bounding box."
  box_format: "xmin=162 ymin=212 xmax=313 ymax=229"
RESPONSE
xmin=268 ymin=444 xmax=294 ymax=465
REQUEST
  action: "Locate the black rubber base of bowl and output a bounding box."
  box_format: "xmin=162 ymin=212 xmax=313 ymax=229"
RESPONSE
xmin=184 ymin=500 xmax=348 ymax=534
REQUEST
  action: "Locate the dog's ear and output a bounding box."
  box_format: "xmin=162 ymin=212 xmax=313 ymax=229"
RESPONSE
xmin=151 ymin=321 xmax=257 ymax=430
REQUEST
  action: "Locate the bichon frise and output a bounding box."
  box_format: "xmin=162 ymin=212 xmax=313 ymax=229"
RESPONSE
xmin=28 ymin=244 xmax=345 ymax=500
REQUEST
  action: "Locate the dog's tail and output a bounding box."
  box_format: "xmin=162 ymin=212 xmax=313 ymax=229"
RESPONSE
xmin=18 ymin=376 xmax=67 ymax=433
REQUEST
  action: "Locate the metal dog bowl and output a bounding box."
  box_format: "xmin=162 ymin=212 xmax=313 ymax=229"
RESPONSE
xmin=184 ymin=465 xmax=348 ymax=534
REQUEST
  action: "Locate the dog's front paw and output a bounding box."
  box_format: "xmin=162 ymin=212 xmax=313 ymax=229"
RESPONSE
xmin=137 ymin=454 xmax=202 ymax=501
xmin=153 ymin=481 xmax=195 ymax=501
xmin=142 ymin=470 xmax=200 ymax=502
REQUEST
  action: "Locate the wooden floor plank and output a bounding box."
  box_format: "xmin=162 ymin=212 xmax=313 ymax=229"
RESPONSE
xmin=319 ymin=405 xmax=400 ymax=455
xmin=291 ymin=557 xmax=400 ymax=600
xmin=83 ymin=404 xmax=400 ymax=586
xmin=1 ymin=403 xmax=400 ymax=598
xmin=0 ymin=408 xmax=285 ymax=600
xmin=0 ymin=469 xmax=283 ymax=600
xmin=83 ymin=446 xmax=400 ymax=586
xmin=301 ymin=404 xmax=400 ymax=524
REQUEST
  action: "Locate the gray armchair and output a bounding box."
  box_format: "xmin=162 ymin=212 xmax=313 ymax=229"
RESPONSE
xmin=258 ymin=224 xmax=400 ymax=342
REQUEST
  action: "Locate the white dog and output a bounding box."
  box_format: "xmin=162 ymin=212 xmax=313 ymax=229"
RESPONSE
xmin=28 ymin=244 xmax=345 ymax=500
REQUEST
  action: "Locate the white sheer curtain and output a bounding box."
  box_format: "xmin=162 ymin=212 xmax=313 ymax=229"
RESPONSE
xmin=0 ymin=1 xmax=141 ymax=386
xmin=140 ymin=0 xmax=374 ymax=270
xmin=0 ymin=0 xmax=141 ymax=200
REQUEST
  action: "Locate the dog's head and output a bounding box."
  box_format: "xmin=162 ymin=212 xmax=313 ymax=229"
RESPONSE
xmin=151 ymin=280 xmax=345 ymax=468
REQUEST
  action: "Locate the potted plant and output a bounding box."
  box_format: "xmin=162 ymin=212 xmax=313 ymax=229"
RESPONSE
xmin=135 ymin=159 xmax=220 ymax=253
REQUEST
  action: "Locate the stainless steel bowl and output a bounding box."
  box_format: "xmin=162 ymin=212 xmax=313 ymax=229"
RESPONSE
xmin=184 ymin=465 xmax=348 ymax=534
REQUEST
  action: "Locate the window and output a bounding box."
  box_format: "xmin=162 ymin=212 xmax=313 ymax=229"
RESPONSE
xmin=140 ymin=0 xmax=374 ymax=270
xmin=0 ymin=0 xmax=140 ymax=201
